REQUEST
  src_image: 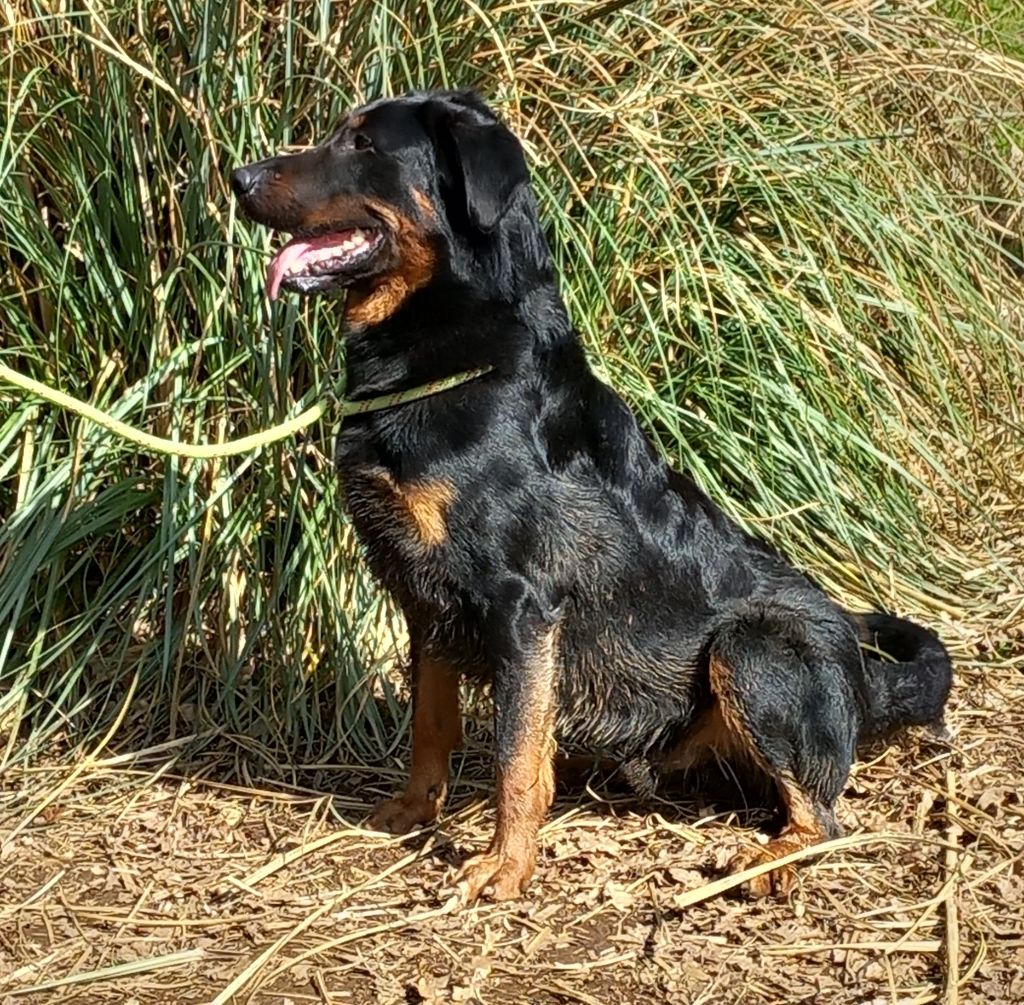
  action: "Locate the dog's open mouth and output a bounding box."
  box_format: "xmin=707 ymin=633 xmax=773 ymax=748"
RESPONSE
xmin=265 ymin=228 xmax=385 ymax=300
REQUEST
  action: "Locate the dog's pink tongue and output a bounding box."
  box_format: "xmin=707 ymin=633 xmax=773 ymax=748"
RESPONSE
xmin=266 ymin=239 xmax=313 ymax=301
xmin=265 ymin=234 xmax=347 ymax=301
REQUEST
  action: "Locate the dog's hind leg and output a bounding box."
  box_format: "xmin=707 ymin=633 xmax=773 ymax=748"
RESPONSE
xmin=709 ymin=607 xmax=856 ymax=897
xmin=369 ymin=646 xmax=462 ymax=835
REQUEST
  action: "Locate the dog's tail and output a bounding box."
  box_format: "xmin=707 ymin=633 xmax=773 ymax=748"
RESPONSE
xmin=853 ymin=612 xmax=953 ymax=742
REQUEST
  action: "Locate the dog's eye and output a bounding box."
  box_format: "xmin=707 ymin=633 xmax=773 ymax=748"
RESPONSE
xmin=353 ymin=133 xmax=373 ymax=152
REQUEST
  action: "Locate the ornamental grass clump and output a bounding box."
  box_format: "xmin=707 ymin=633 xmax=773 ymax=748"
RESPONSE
xmin=1 ymin=0 xmax=1021 ymax=765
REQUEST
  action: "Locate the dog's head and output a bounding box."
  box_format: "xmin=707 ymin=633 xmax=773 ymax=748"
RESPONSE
xmin=232 ymin=90 xmax=544 ymax=322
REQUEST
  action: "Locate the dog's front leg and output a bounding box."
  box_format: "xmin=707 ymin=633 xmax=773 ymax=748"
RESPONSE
xmin=456 ymin=585 xmax=561 ymax=903
xmin=369 ymin=639 xmax=462 ymax=835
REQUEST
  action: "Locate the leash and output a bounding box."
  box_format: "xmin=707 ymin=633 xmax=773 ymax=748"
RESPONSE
xmin=0 ymin=361 xmax=492 ymax=460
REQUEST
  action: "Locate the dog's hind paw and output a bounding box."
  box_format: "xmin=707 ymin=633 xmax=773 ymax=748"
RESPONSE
xmin=727 ymin=842 xmax=802 ymax=899
xmin=455 ymin=850 xmax=534 ymax=903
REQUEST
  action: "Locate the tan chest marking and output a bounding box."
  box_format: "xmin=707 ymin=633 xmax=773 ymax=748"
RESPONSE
xmin=355 ymin=470 xmax=455 ymax=549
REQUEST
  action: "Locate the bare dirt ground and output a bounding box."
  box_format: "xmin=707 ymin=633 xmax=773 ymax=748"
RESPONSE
xmin=1 ymin=625 xmax=1022 ymax=1005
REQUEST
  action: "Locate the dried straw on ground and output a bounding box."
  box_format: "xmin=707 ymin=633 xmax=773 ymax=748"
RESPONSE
xmin=2 ymin=632 xmax=1023 ymax=1003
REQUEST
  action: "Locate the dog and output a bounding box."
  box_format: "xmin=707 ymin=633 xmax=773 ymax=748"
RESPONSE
xmin=232 ymin=89 xmax=953 ymax=902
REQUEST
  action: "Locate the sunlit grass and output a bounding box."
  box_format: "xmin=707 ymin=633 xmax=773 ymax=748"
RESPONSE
xmin=2 ymin=0 xmax=1022 ymax=766
xmin=944 ymin=0 xmax=1024 ymax=59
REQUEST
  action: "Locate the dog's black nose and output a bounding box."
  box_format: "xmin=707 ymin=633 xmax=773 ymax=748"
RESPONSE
xmin=231 ymin=165 xmax=259 ymax=197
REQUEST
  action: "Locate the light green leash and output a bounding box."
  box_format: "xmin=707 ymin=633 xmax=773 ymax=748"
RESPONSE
xmin=0 ymin=361 xmax=492 ymax=460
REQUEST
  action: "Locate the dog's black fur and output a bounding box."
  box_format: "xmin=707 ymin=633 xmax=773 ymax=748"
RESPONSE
xmin=233 ymin=90 xmax=953 ymax=901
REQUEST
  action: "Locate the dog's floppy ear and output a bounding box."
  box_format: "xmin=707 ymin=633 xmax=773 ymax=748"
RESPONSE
xmin=426 ymin=92 xmax=530 ymax=234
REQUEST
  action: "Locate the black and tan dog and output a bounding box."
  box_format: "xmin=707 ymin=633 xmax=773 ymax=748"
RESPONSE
xmin=232 ymin=90 xmax=952 ymax=902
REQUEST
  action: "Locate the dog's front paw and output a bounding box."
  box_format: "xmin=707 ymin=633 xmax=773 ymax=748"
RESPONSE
xmin=368 ymin=792 xmax=441 ymax=835
xmin=455 ymin=850 xmax=534 ymax=903
xmin=726 ymin=842 xmax=800 ymax=899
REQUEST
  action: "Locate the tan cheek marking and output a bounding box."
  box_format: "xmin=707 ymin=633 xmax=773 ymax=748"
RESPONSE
xmin=348 ymin=113 xmax=366 ymax=129
xmin=345 ymin=200 xmax=436 ymax=329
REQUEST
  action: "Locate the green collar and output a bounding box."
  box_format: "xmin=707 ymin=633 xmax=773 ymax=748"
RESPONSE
xmin=337 ymin=365 xmax=493 ymax=417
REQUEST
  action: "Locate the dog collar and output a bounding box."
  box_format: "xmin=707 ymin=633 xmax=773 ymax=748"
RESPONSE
xmin=337 ymin=366 xmax=493 ymax=417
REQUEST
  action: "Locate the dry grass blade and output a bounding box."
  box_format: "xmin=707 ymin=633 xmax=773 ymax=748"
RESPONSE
xmin=260 ymin=902 xmax=458 ymax=986
xmin=670 ymin=832 xmax=962 ymax=910
xmin=762 ymin=940 xmax=942 ymax=957
xmin=0 ymin=711 xmax=1020 ymax=1005
xmin=5 ymin=948 xmax=205 ymax=996
xmin=228 ymin=827 xmax=364 ymax=890
xmin=943 ymin=767 xmax=963 ymax=1005
xmin=208 ymin=836 xmax=450 ymax=1004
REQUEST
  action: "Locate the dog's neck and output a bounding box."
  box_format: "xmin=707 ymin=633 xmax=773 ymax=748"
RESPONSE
xmin=341 ymin=275 xmax=579 ymax=400
xmin=340 ymin=189 xmax=584 ymax=407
